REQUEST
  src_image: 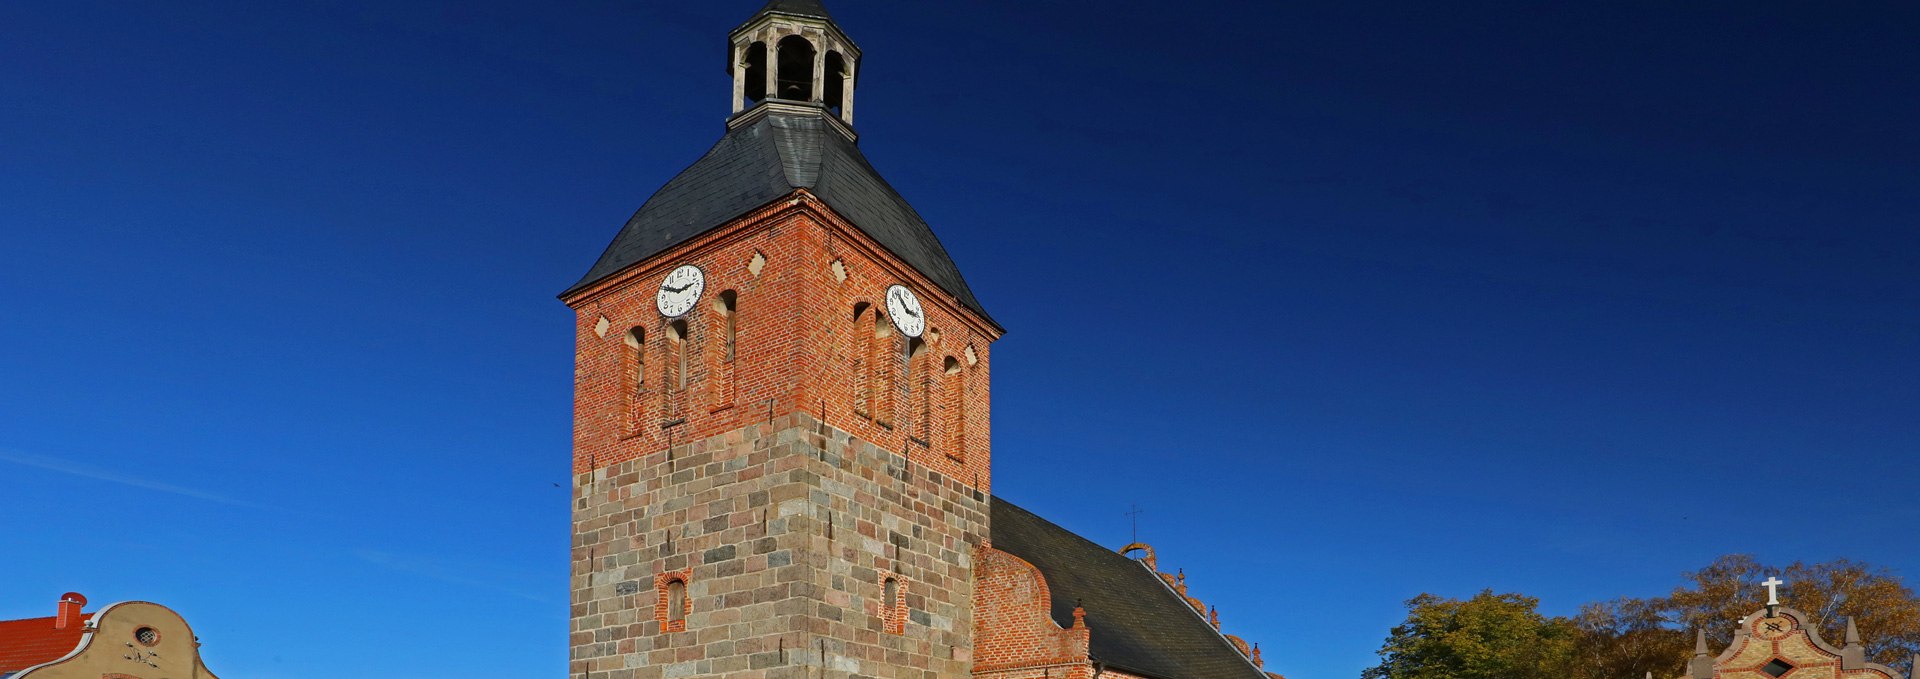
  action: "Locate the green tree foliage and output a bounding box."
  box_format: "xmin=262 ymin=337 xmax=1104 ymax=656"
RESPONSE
xmin=1361 ymin=590 xmax=1578 ymax=679
xmin=1367 ymin=556 xmax=1920 ymax=679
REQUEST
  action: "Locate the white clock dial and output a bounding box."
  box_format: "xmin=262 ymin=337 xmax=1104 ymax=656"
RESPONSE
xmin=655 ymin=265 xmax=706 ymax=318
xmin=885 ymin=284 xmax=926 ymax=338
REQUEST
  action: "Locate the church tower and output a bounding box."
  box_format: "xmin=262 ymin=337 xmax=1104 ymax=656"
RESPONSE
xmin=560 ymin=2 xmax=1001 ymax=677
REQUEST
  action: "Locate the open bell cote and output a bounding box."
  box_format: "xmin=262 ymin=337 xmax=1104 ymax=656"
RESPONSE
xmin=728 ymin=0 xmax=861 ymax=135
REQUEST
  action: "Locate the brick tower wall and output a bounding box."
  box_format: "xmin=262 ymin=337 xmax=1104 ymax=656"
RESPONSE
xmin=564 ymin=195 xmax=998 ymax=679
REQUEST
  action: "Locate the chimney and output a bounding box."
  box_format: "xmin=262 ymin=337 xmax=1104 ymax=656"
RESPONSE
xmin=54 ymin=592 xmax=87 ymax=630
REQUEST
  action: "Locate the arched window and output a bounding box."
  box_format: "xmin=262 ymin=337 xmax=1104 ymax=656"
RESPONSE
xmin=873 ymin=310 xmax=895 ymax=426
xmin=823 ymin=51 xmax=847 ymax=113
xmin=852 ymin=303 xmax=873 ymax=417
xmin=881 ymin=575 xmax=905 ymax=635
xmin=657 ymin=574 xmax=691 ymax=632
xmin=625 ymin=328 xmax=647 ymax=430
xmin=943 ymin=356 xmax=965 ymax=459
xmin=905 ymin=337 xmax=928 ymax=439
xmin=667 ymin=320 xmax=690 ymax=393
xmin=710 ymin=291 xmax=739 ymax=405
xmin=667 ymin=580 xmax=687 ymax=623
xmin=716 ymin=291 xmax=738 ymax=362
xmin=744 ymin=42 xmax=767 ymax=103
xmin=776 ymin=36 xmax=816 ymax=101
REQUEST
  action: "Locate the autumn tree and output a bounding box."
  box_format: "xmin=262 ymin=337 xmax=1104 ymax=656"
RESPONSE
xmin=1362 ymin=590 xmax=1578 ymax=679
xmin=1572 ymin=555 xmax=1920 ymax=678
xmin=1368 ymin=557 xmax=1920 ymax=679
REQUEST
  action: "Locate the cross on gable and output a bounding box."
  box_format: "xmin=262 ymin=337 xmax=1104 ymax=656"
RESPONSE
xmin=1763 ymin=577 xmax=1785 ymax=606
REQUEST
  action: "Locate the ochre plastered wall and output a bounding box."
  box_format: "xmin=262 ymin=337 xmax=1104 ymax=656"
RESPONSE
xmin=15 ymin=602 xmax=221 ymax=679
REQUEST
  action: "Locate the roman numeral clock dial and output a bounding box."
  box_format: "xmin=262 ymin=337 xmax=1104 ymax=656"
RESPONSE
xmin=656 ymin=264 xmax=706 ymax=318
xmin=885 ymin=284 xmax=926 ymax=338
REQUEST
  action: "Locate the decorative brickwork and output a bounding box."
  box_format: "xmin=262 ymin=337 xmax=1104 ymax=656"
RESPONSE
xmin=563 ymin=193 xmax=995 ymax=493
xmin=971 ymin=545 xmax=1091 ymax=678
xmin=1695 ymin=607 xmax=1906 ymax=679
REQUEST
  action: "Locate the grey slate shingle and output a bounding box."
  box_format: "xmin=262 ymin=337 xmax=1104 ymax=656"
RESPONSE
xmin=757 ymin=0 xmax=832 ymax=20
xmin=565 ymin=111 xmax=993 ymax=327
xmin=991 ymin=498 xmax=1270 ymax=679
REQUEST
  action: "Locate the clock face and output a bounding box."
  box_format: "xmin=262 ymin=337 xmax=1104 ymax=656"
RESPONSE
xmin=655 ymin=265 xmax=706 ymax=318
xmin=885 ymin=284 xmax=926 ymax=338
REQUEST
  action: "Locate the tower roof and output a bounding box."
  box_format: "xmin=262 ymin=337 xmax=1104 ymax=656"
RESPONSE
xmin=757 ymin=0 xmax=832 ymax=20
xmin=565 ymin=111 xmax=994 ymax=326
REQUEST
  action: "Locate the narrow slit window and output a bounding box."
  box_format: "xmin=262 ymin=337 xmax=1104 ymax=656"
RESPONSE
xmin=852 ymin=303 xmax=873 ymax=416
xmin=717 ymin=291 xmax=738 ymax=362
xmin=881 ymin=575 xmax=904 ymax=634
xmin=906 ymin=337 xmax=927 ymax=436
xmin=668 ymin=320 xmax=691 ymax=392
xmin=667 ymin=580 xmax=687 ymax=623
xmin=944 ymin=356 xmax=964 ymax=458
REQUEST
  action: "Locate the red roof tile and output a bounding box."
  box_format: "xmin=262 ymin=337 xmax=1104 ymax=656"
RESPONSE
xmin=0 ymin=614 xmax=91 ymax=673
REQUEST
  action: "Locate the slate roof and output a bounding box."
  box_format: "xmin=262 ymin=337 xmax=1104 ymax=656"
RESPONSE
xmin=991 ymin=498 xmax=1268 ymax=679
xmin=0 ymin=614 xmax=89 ymax=674
xmin=757 ymin=0 xmax=832 ymax=20
xmin=564 ymin=111 xmax=994 ymax=327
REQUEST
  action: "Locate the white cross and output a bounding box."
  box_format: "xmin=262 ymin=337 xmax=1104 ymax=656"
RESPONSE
xmin=1763 ymin=577 xmax=1785 ymax=606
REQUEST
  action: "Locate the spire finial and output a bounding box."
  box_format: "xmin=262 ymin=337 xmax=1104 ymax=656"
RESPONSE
xmin=1690 ymin=629 xmax=1717 ymax=679
xmin=1842 ymin=616 xmax=1868 ymax=669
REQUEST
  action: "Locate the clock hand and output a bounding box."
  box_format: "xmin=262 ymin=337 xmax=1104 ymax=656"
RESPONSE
xmin=904 ymin=306 xmax=920 ymax=319
xmin=663 ymin=284 xmax=691 ymax=294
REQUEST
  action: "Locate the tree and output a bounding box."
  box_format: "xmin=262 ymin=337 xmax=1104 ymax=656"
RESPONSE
xmin=1366 ymin=557 xmax=1920 ymax=679
xmin=1664 ymin=555 xmax=1920 ymax=670
xmin=1571 ymin=597 xmax=1689 ymax=679
xmin=1573 ymin=555 xmax=1920 ymax=677
xmin=1363 ymin=590 xmax=1578 ymax=679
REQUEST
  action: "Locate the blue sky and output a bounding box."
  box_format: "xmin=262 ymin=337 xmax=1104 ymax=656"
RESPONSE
xmin=1 ymin=1 xmax=1916 ymax=677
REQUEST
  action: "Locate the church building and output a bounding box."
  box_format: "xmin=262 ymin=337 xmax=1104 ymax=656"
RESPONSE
xmin=560 ymin=2 xmax=1277 ymax=678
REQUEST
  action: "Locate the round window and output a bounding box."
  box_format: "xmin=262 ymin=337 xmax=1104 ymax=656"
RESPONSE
xmin=134 ymin=626 xmax=160 ymax=647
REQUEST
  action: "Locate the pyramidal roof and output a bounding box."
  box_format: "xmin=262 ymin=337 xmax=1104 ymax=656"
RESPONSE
xmin=564 ymin=111 xmax=993 ymax=325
